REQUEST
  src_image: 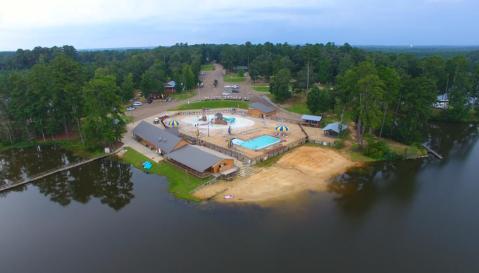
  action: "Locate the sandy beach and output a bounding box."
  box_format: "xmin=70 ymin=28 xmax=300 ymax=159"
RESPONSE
xmin=193 ymin=146 xmax=358 ymax=204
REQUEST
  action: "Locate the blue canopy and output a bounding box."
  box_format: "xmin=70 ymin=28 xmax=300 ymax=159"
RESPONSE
xmin=142 ymin=161 xmax=153 ymax=170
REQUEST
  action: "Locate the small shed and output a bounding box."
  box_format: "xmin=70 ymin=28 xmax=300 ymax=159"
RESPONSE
xmin=301 ymin=114 xmax=322 ymax=127
xmin=167 ymin=145 xmax=236 ymax=177
xmin=164 ymin=81 xmax=177 ymax=94
xmin=323 ymin=122 xmax=348 ymax=137
xmin=133 ymin=121 xmax=187 ymax=155
xmin=248 ymin=102 xmax=276 ymax=118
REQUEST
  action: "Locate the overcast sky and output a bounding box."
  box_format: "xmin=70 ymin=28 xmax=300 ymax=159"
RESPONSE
xmin=0 ymin=0 xmax=478 ymax=50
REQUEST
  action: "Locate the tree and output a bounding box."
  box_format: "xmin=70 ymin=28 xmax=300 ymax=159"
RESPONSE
xmin=120 ymin=73 xmax=134 ymax=101
xmin=81 ymin=72 xmax=126 ymax=148
xmin=393 ymin=77 xmax=436 ymax=143
xmin=140 ymin=62 xmax=166 ymax=98
xmin=446 ymin=56 xmax=472 ymax=121
xmin=307 ymin=86 xmax=331 ymax=115
xmin=337 ymin=61 xmax=385 ymax=145
xmin=377 ymin=66 xmax=400 ymax=137
xmin=270 ymin=68 xmax=291 ymax=102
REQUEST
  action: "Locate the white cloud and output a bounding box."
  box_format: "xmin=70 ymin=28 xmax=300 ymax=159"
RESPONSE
xmin=0 ymin=0 xmax=334 ymax=29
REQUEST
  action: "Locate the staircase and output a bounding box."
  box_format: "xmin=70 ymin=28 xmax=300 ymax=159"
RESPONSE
xmin=238 ymin=159 xmax=256 ymax=177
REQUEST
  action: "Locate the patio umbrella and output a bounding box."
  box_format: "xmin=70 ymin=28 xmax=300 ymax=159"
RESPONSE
xmin=275 ymin=125 xmax=289 ymax=132
xmin=167 ymin=120 xmax=180 ymax=128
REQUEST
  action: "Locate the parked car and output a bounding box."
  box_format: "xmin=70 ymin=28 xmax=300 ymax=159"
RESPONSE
xmin=126 ymin=106 xmax=136 ymax=111
xmin=133 ymin=101 xmax=143 ymax=106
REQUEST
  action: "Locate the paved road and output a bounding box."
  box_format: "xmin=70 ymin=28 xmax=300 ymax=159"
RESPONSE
xmin=127 ymin=63 xmax=301 ymax=122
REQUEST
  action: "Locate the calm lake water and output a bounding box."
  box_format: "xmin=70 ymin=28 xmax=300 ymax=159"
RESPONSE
xmin=1 ymin=123 xmax=478 ymax=273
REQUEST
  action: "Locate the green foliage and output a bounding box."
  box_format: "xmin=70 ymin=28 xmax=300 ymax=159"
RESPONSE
xmin=81 ymin=72 xmax=126 ymax=148
xmin=392 ymin=77 xmax=436 ymax=143
xmin=363 ymin=137 xmax=398 ymax=160
xmin=120 ymin=73 xmax=134 ymax=101
xmin=307 ymin=86 xmax=332 ymax=114
xmin=140 ymin=62 xmax=166 ymax=98
xmin=337 ymin=61 xmax=384 ymax=145
xmin=270 ymin=68 xmax=292 ymax=102
xmin=200 ymin=64 xmax=214 ymax=71
xmin=252 ymin=83 xmax=269 ymax=92
xmin=224 ymin=74 xmax=244 ymax=82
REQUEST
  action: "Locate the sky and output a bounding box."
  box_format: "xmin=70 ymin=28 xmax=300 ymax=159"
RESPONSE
xmin=0 ymin=0 xmax=478 ymax=50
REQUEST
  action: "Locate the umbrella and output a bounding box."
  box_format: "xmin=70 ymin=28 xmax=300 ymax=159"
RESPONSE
xmin=167 ymin=120 xmax=179 ymax=128
xmin=142 ymin=161 xmax=152 ymax=170
xmin=275 ymin=125 xmax=289 ymax=132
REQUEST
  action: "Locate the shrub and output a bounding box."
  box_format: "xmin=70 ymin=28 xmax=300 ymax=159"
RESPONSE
xmin=363 ymin=137 xmax=398 ymax=160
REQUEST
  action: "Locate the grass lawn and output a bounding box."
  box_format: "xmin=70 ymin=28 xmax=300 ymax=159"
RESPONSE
xmin=175 ymin=100 xmax=249 ymax=110
xmin=253 ymin=83 xmax=270 ymax=93
xmin=224 ymin=74 xmax=245 ymax=83
xmin=201 ymin=64 xmax=215 ymax=71
xmin=171 ymin=90 xmax=197 ymax=100
xmin=121 ymin=147 xmax=208 ymax=201
xmin=286 ymin=103 xmax=311 ymax=115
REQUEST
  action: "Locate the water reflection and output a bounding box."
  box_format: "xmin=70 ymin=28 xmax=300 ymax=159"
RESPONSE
xmin=0 ymin=145 xmax=80 ymax=190
xmin=329 ymin=122 xmax=478 ymax=216
xmin=328 ymin=159 xmax=423 ymax=215
xmin=37 ymin=159 xmax=134 ymax=210
xmin=0 ymin=145 xmax=134 ymax=210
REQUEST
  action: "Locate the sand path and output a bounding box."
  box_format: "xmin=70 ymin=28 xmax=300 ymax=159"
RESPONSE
xmin=193 ymin=146 xmax=357 ymax=203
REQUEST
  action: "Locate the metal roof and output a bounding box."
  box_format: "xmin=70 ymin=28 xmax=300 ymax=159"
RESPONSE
xmin=437 ymin=93 xmax=448 ymax=102
xmin=323 ymin=122 xmax=348 ymax=134
xmin=165 ymin=81 xmax=176 ymax=88
xmin=133 ymin=121 xmax=182 ymax=154
xmin=301 ymin=114 xmax=322 ymax=122
xmin=167 ymin=145 xmax=232 ymax=173
xmin=250 ymin=102 xmax=275 ymax=113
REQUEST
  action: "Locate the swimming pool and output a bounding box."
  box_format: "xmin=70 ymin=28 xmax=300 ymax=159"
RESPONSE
xmin=232 ymin=135 xmax=280 ymax=150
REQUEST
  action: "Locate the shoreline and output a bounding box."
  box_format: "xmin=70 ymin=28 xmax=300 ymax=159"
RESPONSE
xmin=193 ymin=146 xmax=360 ymax=204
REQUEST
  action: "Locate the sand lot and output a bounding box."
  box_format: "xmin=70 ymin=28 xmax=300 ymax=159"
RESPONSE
xmin=194 ymin=146 xmax=357 ymax=203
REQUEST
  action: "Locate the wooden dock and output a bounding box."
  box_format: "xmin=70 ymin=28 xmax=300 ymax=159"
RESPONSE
xmin=422 ymin=144 xmax=443 ymax=159
xmin=0 ymin=149 xmax=122 ymax=193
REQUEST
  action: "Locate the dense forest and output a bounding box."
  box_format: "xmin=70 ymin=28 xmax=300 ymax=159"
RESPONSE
xmin=0 ymin=43 xmax=478 ymax=148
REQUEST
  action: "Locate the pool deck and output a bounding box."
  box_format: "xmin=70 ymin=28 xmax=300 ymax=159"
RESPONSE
xmin=176 ymin=114 xmax=306 ymax=160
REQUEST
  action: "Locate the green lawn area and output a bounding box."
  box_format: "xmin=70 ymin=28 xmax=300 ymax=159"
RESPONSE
xmin=171 ymin=89 xmax=197 ymax=100
xmin=175 ymin=100 xmax=249 ymax=110
xmin=224 ymin=74 xmax=245 ymax=83
xmin=286 ymin=102 xmax=311 ymax=115
xmin=121 ymin=147 xmax=208 ymax=201
xmin=253 ymin=83 xmax=270 ymax=93
xmin=201 ymin=64 xmax=215 ymax=71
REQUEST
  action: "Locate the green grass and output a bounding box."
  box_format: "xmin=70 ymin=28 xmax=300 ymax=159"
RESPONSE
xmin=286 ymin=102 xmax=311 ymax=115
xmin=201 ymin=64 xmax=215 ymax=71
xmin=253 ymin=83 xmax=270 ymax=93
xmin=175 ymin=100 xmax=248 ymax=110
xmin=171 ymin=89 xmax=197 ymax=100
xmin=224 ymin=74 xmax=245 ymax=83
xmin=121 ymin=147 xmax=207 ymax=201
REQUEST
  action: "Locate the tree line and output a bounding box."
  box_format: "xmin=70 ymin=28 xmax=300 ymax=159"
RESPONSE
xmin=1 ymin=43 xmax=478 ymax=147
xmin=0 ymin=44 xmax=203 ymax=147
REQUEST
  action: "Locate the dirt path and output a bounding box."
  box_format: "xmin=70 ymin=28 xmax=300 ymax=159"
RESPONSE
xmin=193 ymin=146 xmax=358 ymax=204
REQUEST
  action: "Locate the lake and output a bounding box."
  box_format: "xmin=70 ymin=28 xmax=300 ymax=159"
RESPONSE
xmin=0 ymin=123 xmax=478 ymax=273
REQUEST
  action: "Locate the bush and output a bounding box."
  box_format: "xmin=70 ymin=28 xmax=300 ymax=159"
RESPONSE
xmin=363 ymin=138 xmax=398 ymax=160
xmin=333 ymin=139 xmax=345 ymax=149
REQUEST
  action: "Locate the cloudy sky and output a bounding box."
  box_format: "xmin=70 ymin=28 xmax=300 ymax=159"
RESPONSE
xmin=0 ymin=0 xmax=478 ymax=50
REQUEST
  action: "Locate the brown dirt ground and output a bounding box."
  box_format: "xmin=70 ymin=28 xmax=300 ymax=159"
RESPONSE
xmin=193 ymin=146 xmax=358 ymax=204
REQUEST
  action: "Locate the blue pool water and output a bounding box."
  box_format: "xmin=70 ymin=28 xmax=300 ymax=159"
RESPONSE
xmin=223 ymin=117 xmax=236 ymax=123
xmin=233 ymin=135 xmax=280 ymax=150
